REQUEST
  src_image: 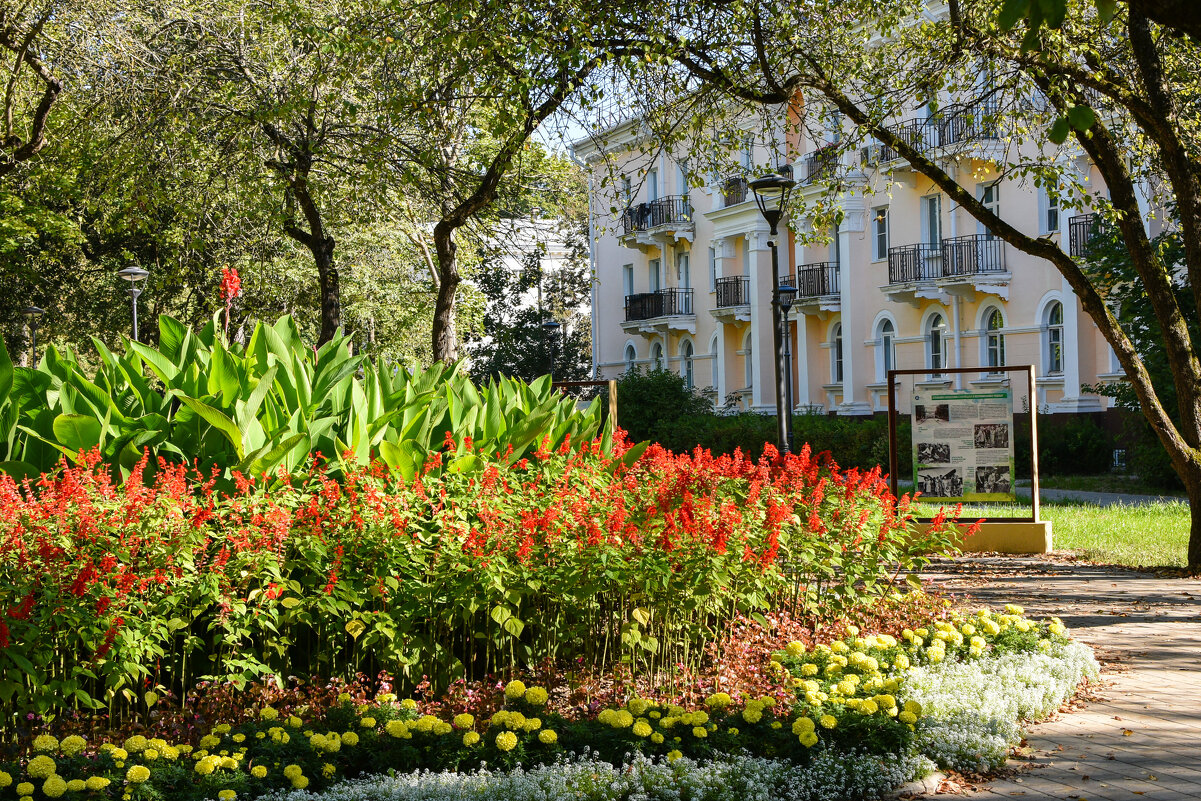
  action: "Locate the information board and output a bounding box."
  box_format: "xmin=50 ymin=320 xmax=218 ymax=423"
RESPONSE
xmin=911 ymin=388 xmax=1016 ymax=502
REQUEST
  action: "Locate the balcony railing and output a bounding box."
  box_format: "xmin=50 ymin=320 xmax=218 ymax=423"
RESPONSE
xmin=620 ymin=194 xmax=693 ymax=235
xmin=940 ymin=234 xmax=1006 ymax=277
xmin=801 ymin=146 xmax=839 ymax=184
xmin=721 ymin=176 xmax=749 ymax=206
xmin=794 ymin=261 xmax=840 ymax=297
xmin=887 ymin=243 xmax=942 ymax=283
xmin=624 ymin=288 xmax=694 ymax=321
xmin=939 ymin=100 xmax=1000 ymax=146
xmin=1068 ymin=213 xmax=1102 ymax=258
xmin=715 ymin=276 xmax=750 ymax=308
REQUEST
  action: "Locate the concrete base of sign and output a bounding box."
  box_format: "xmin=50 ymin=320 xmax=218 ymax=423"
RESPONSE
xmin=917 ymin=520 xmax=1053 ymax=554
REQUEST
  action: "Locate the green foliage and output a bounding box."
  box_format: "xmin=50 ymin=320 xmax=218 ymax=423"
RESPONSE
xmin=0 ymin=314 xmax=603 ymax=484
xmin=1029 ymin=416 xmax=1114 ymax=477
xmin=606 ymin=369 xmax=714 ymax=446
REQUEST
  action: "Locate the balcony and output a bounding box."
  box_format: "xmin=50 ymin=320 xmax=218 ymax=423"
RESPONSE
xmin=941 ymin=235 xmax=1005 ymax=277
xmin=801 ymin=146 xmax=839 ymax=185
xmin=1068 ymin=213 xmax=1103 ymax=259
xmin=721 ymin=176 xmax=749 ymax=207
xmin=885 ymin=236 xmax=1010 ymax=303
xmin=623 ymin=288 xmax=696 ymax=335
xmin=867 ymin=101 xmax=1001 ymax=170
xmin=715 ymin=276 xmax=750 ymax=307
xmin=619 ymin=194 xmax=694 ymax=250
xmin=789 ymin=261 xmax=841 ymax=316
xmin=887 ymin=243 xmax=942 ymax=284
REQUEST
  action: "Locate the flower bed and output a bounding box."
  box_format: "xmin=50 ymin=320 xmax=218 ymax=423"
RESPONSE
xmin=0 ymin=606 xmax=1097 ymax=801
xmin=0 ymin=440 xmax=959 ymax=728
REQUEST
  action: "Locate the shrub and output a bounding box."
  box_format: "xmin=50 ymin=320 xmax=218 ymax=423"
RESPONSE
xmin=1034 ymin=416 xmax=1113 ymax=476
xmin=0 ymin=437 xmax=951 ymax=730
xmin=606 ymin=369 xmax=713 ymax=444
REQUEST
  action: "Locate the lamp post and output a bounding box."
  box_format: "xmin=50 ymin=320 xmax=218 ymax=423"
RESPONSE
xmin=23 ymin=305 xmax=44 ymax=366
xmin=777 ymin=283 xmax=798 ymax=453
xmin=749 ymin=171 xmax=797 ymax=454
xmin=542 ymin=319 xmax=562 ymax=381
xmin=117 ymin=267 xmax=150 ymax=342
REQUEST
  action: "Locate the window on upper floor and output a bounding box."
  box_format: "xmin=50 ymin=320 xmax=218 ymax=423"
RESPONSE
xmin=921 ymin=194 xmax=942 ymax=245
xmin=877 ymin=319 xmax=896 ymax=381
xmin=708 ymin=247 xmax=717 ymax=290
xmin=831 ymin=323 xmax=844 ymax=383
xmin=873 ymin=206 xmax=889 ymax=261
xmin=978 ymin=181 xmax=1000 ymax=238
xmin=1040 ymin=186 xmax=1060 ymax=235
xmin=624 ymin=344 xmax=637 ymax=373
xmin=622 ymin=264 xmax=634 ymax=297
xmin=649 ymin=259 xmax=661 ymax=292
xmin=647 ymin=168 xmax=659 ymax=201
xmin=680 ymin=339 xmax=695 ymax=389
xmin=985 ymin=307 xmax=1006 ymax=373
xmin=927 ymin=313 xmax=948 ymax=376
xmin=651 ymin=341 xmax=664 ymax=370
xmin=677 ymin=160 xmax=689 ymax=194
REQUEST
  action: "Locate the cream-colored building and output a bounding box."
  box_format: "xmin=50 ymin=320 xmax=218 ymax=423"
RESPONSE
xmin=573 ymin=103 xmax=1125 ymax=416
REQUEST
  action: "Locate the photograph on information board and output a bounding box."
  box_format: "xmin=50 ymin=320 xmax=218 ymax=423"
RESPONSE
xmin=911 ymin=388 xmax=1017 ymax=502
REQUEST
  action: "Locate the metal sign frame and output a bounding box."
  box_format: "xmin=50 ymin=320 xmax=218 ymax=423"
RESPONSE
xmin=887 ymin=365 xmax=1040 ymax=523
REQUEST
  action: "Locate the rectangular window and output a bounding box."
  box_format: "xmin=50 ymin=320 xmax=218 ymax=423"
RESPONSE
xmin=678 ymin=160 xmax=689 ymax=194
xmin=622 ymin=264 xmax=634 ymax=297
xmin=708 ymin=247 xmax=717 ymax=290
xmin=922 ymin=195 xmax=942 ymax=245
xmin=677 ymin=253 xmax=690 ymax=288
xmin=621 ymin=176 xmax=632 ymax=203
xmin=873 ymin=206 xmax=889 ymax=261
xmin=742 ymin=135 xmax=754 ymax=168
xmin=978 ymin=182 xmax=1000 ymax=238
xmin=649 ymin=259 xmax=661 ymax=292
xmin=1041 ymin=188 xmax=1060 ymax=234
xmin=647 ymin=168 xmax=659 ymax=201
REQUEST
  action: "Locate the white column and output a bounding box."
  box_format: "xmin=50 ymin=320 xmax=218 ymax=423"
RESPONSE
xmin=747 ymin=229 xmax=775 ymax=411
xmin=716 ymin=325 xmax=728 ymax=403
xmin=837 ymin=199 xmax=872 ymax=414
xmin=795 ymin=313 xmax=810 ymax=407
xmin=1061 ymin=275 xmax=1082 ymax=398
xmin=952 ymin=296 xmax=964 ymax=389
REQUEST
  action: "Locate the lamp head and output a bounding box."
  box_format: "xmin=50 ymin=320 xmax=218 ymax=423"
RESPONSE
xmin=749 ymin=172 xmax=796 ymax=234
xmin=117 ymin=266 xmax=150 ymax=285
xmin=777 ymin=283 xmax=798 ymax=312
xmin=542 ymin=320 xmax=562 ymax=332
xmin=23 ymin=305 xmax=45 ymax=322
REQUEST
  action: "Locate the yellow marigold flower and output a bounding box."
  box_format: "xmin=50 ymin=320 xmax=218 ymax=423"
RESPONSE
xmin=504 ymin=680 xmax=527 ymax=701
xmin=385 ymin=720 xmax=408 ymax=739
xmin=830 ymin=641 xmax=849 ymax=654
xmin=251 ymin=765 xmax=268 ymax=778
xmin=177 ymin=745 xmax=193 ymax=755
xmin=894 ymin=654 xmax=911 ymax=670
xmin=341 ymin=731 xmax=359 ymax=746
xmin=742 ymin=708 xmax=762 ymax=724
xmin=433 ymin=721 xmax=453 ymax=736
xmin=42 ymin=776 xmax=68 ymax=798
xmin=413 ymin=715 xmax=439 ymax=734
xmin=309 ymin=734 xmax=327 ymax=751
xmin=194 ymin=759 xmax=215 ymax=776
xmin=658 ymin=716 xmax=676 ymax=729
xmin=322 ymin=763 xmax=336 ymax=778
xmin=904 ymin=700 xmax=923 ymax=716
xmin=27 ymin=756 xmax=56 ymax=779
xmin=628 ymin=697 xmax=651 ymax=716
xmin=667 ymin=750 xmax=683 ymax=762
xmin=898 ymin=711 xmax=918 ymax=725
xmin=704 ymin=692 xmax=732 ymax=710
xmin=67 ymin=780 xmax=86 ymax=793
xmin=612 ymin=710 xmax=634 ymax=729
xmin=785 ymin=641 xmax=805 ymax=657
xmin=260 ymin=706 xmax=279 ymax=720
xmin=283 ymin=765 xmax=303 ymax=780
xmin=799 ymin=731 xmax=819 ymax=747
xmin=1004 ymin=604 xmax=1024 ymax=615
xmin=400 ymin=699 xmax=418 ymax=711
xmin=199 ymin=735 xmax=220 ymax=749
xmin=453 ymin=713 xmax=475 ymax=730
xmin=17 ymin=783 xmax=34 ymax=796
xmin=538 ymin=729 xmax=557 ymax=745
xmin=860 ymin=699 xmax=879 ymax=715
xmin=232 ymin=733 xmax=246 ymax=744
xmin=524 ymin=687 xmax=549 ymax=706
xmin=85 ymin=777 xmax=111 ymax=791
xmin=291 ymin=776 xmax=309 ymax=790
xmin=727 ymin=727 xmax=739 ymax=735
xmin=495 ymin=731 xmax=518 ymax=752
xmin=220 ymin=757 xmax=238 ymax=770
xmin=522 ymin=718 xmax=541 ymax=733
xmin=218 ymin=791 xmax=236 ymax=801
xmin=819 ymin=714 xmax=838 ymax=729
xmin=691 ymin=726 xmax=707 ymax=738
xmin=337 ymin=693 xmax=351 ymax=703
xmin=492 ymin=710 xmax=511 ymax=727
xmin=126 ymin=765 xmax=151 ymax=784
xmin=287 ymin=715 xmax=304 ymax=728
xmin=377 ymin=692 xmax=397 ymax=703
xmin=0 ymin=772 xmax=11 ymax=788
xmin=463 ymin=731 xmax=481 ymax=746
xmin=651 ymin=732 xmax=664 ymax=744
xmin=632 ymin=721 xmax=653 ymax=738
xmin=144 ymin=749 xmax=159 ymax=761
xmin=32 ymin=735 xmax=59 ymax=753
xmin=846 ymin=625 xmax=860 ymax=636
xmin=359 ymin=717 xmax=376 ymax=728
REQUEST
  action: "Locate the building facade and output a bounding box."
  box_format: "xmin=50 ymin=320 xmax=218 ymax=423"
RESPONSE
xmin=573 ymin=105 xmax=1125 ymax=417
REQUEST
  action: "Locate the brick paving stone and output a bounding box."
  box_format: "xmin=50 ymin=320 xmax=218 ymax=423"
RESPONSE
xmin=918 ymin=557 xmax=1201 ymax=801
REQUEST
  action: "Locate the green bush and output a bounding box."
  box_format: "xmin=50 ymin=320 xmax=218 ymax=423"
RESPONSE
xmin=1037 ymin=416 xmax=1114 ymax=476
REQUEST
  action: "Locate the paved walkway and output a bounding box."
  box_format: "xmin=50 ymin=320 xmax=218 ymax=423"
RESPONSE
xmin=1013 ymin=488 xmax=1185 ymax=507
xmin=921 ymin=557 xmax=1201 ymax=801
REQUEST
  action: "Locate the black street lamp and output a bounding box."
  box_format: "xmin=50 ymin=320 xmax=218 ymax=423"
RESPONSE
xmin=117 ymin=267 xmax=150 ymax=342
xmin=749 ymin=171 xmax=797 ymax=454
xmin=542 ymin=319 xmax=562 ymax=381
xmin=777 ymin=283 xmax=798 ymax=453
xmin=23 ymin=305 xmax=44 ymax=366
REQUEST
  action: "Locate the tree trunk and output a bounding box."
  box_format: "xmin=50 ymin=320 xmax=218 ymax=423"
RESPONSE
xmin=431 ymin=221 xmax=459 ymax=362
xmin=313 ymin=233 xmax=341 ymax=345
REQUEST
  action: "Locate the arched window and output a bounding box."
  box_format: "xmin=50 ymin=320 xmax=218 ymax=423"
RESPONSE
xmin=743 ymin=331 xmax=754 ymax=388
xmin=624 ymin=343 xmax=637 ymax=373
xmin=877 ymin=319 xmax=896 ymax=381
xmin=985 ymin=308 xmax=1006 ymax=372
xmin=680 ymin=339 xmax=695 ymax=389
xmin=831 ymin=323 xmax=844 ymax=383
xmin=650 ymin=341 xmax=664 ymax=370
xmin=709 ymin=332 xmax=720 ymax=389
xmin=927 ymin=313 xmax=948 ymax=376
xmin=1045 ymin=301 xmax=1064 ymax=375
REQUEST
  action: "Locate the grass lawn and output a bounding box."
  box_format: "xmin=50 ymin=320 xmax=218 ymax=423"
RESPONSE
xmin=914 ymin=499 xmax=1191 ymax=569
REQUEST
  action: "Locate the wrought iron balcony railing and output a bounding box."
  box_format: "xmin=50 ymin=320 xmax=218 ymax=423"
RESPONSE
xmin=1068 ymin=213 xmax=1102 ymax=259
xmin=715 ymin=276 xmax=750 ymax=308
xmin=887 ymin=243 xmax=942 ymax=283
xmin=620 ymin=195 xmax=693 ymax=235
xmin=721 ymin=176 xmax=749 ymax=206
xmin=801 ymin=146 xmax=839 ymax=185
xmin=624 ymin=288 xmax=694 ymax=321
xmin=794 ymin=262 xmax=840 ymax=297
xmin=940 ymin=234 xmax=1006 ymax=277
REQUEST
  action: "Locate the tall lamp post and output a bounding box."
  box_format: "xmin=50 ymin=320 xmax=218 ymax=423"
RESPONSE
xmin=117 ymin=267 xmax=150 ymax=342
xmin=23 ymin=305 xmax=44 ymax=366
xmin=542 ymin=319 xmax=562 ymax=382
xmin=749 ymin=171 xmax=797 ymax=454
xmin=777 ymin=283 xmax=798 ymax=453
